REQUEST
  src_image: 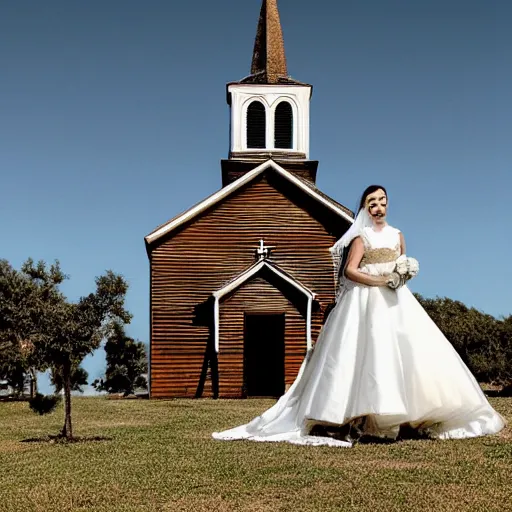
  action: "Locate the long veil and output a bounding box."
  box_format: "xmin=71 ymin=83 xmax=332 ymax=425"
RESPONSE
xmin=329 ymin=208 xmax=372 ymax=298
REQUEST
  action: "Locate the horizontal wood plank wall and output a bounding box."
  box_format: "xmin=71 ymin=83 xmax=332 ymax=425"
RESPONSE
xmin=218 ymin=276 xmax=307 ymax=398
xmin=223 ymin=167 xmax=314 ymax=186
xmin=150 ymin=173 xmax=349 ymax=398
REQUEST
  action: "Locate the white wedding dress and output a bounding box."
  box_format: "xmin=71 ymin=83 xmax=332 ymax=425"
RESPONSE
xmin=212 ymin=225 xmax=505 ymax=447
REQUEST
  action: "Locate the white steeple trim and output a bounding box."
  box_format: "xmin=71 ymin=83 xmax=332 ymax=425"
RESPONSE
xmin=212 ymin=259 xmax=316 ymax=353
xmin=145 ymin=159 xmax=353 ymax=245
xmin=228 ymin=84 xmax=311 ymax=156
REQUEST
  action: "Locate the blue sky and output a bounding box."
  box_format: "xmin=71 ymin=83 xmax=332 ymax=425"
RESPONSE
xmin=1 ymin=0 xmax=510 ymax=393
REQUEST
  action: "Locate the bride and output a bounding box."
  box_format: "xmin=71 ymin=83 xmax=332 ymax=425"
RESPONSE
xmin=212 ymin=185 xmax=505 ymax=447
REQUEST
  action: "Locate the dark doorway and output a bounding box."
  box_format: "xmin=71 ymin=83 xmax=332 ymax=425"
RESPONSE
xmin=244 ymin=313 xmax=285 ymax=397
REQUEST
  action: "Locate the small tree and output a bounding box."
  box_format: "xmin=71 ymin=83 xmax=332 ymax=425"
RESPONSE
xmin=29 ymin=393 xmax=60 ymax=415
xmin=1 ymin=258 xmax=131 ymax=440
xmin=93 ymin=322 xmax=147 ymax=396
xmin=34 ymin=269 xmax=131 ymax=439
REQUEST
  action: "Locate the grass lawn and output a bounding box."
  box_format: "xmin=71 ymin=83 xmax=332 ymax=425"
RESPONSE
xmin=0 ymin=396 xmax=511 ymax=512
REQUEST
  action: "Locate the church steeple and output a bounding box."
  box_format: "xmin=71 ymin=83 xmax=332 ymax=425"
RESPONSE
xmin=222 ymin=0 xmax=317 ymax=186
xmin=250 ymin=0 xmax=288 ymax=83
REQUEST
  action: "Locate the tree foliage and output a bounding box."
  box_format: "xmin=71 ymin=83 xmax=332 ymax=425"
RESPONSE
xmin=29 ymin=393 xmax=61 ymax=415
xmin=0 ymin=340 xmax=26 ymax=395
xmin=93 ymin=322 xmax=147 ymax=396
xmin=0 ymin=258 xmax=131 ymax=439
xmin=0 ymin=258 xmax=63 ymax=396
xmin=414 ymin=294 xmax=512 ymax=385
xmin=51 ymin=365 xmax=89 ymax=394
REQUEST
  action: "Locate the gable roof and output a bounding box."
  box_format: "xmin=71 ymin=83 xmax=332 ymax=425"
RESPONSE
xmin=145 ymin=159 xmax=353 ymax=247
xmin=213 ymin=259 xmax=316 ymax=301
xmin=212 ymin=259 xmax=315 ymax=352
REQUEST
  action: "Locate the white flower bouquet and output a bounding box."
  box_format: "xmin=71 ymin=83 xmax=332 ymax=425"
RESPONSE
xmin=387 ymin=255 xmax=420 ymax=289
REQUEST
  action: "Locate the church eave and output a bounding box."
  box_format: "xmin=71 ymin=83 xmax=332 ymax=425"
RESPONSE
xmin=213 ymin=259 xmax=316 ymax=301
xmin=226 ymin=80 xmax=312 ymax=105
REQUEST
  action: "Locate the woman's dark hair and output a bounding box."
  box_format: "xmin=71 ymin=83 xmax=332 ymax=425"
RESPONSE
xmin=358 ymin=185 xmax=387 ymax=212
xmin=337 ymin=185 xmax=388 ymax=283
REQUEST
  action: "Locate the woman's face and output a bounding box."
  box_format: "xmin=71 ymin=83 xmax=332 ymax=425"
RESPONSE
xmin=365 ymin=188 xmax=387 ymax=226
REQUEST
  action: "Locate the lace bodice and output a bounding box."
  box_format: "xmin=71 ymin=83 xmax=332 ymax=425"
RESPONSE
xmin=332 ymin=224 xmax=402 ymax=299
xmin=358 ymin=225 xmax=401 ymax=276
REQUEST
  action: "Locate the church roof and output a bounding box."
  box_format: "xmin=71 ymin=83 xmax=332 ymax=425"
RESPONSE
xmin=213 ymin=259 xmax=315 ymax=302
xmin=212 ymin=258 xmax=316 ymax=352
xmin=252 ymin=0 xmax=287 ymax=83
xmin=293 ymin=174 xmax=353 ymax=219
xmin=145 ymin=159 xmax=353 ymax=248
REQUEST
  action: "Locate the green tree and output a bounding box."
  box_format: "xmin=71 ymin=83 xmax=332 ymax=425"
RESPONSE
xmin=0 ymin=340 xmax=26 ymax=395
xmin=414 ymin=293 xmax=509 ymax=384
xmin=500 ymin=315 xmax=512 ymax=391
xmin=0 ymin=340 xmax=39 ymax=398
xmin=34 ymin=269 xmax=131 ymax=439
xmin=93 ymin=322 xmax=147 ymax=396
xmin=0 ymin=259 xmax=63 ymax=397
xmin=0 ymin=258 xmax=131 ymax=439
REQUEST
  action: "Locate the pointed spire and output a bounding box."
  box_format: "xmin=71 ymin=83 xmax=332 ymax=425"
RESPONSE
xmin=251 ymin=0 xmax=288 ymax=83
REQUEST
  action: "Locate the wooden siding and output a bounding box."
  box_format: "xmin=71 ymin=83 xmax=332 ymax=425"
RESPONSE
xmin=221 ymin=158 xmax=315 ymax=186
xmin=149 ymin=172 xmax=350 ymax=398
xmin=218 ymin=276 xmax=314 ymax=398
xmin=221 ymin=159 xmax=318 ymax=188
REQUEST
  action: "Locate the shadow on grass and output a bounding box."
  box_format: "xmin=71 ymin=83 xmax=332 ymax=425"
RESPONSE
xmin=485 ymin=386 xmax=512 ymax=397
xmin=310 ymin=421 xmax=435 ymax=446
xmin=354 ymin=428 xmax=433 ymax=446
xmin=21 ymin=435 xmax=113 ymax=444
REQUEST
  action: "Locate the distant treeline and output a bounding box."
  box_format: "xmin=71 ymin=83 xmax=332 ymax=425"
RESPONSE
xmin=415 ymin=294 xmax=511 ymax=388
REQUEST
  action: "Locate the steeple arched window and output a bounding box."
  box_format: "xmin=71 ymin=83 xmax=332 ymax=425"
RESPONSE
xmin=274 ymin=101 xmax=293 ymax=149
xmin=246 ymin=101 xmax=266 ymax=149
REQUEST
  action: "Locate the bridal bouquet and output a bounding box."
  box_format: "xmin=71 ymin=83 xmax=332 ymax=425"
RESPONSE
xmin=387 ymin=255 xmax=419 ymax=289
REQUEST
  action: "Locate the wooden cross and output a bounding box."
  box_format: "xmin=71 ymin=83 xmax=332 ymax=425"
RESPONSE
xmin=256 ymin=239 xmax=274 ymax=260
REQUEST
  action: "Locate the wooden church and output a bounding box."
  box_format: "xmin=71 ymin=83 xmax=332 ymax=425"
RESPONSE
xmin=144 ymin=0 xmax=353 ymax=399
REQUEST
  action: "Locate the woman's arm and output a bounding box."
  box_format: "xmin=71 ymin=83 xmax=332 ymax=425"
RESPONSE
xmin=399 ymin=232 xmax=406 ymax=255
xmin=343 ymin=237 xmax=388 ymax=287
